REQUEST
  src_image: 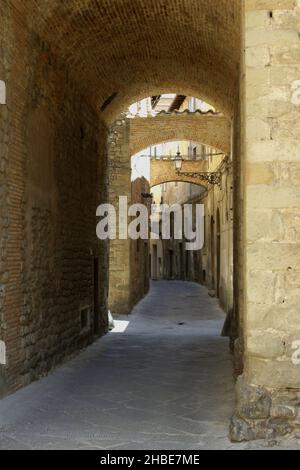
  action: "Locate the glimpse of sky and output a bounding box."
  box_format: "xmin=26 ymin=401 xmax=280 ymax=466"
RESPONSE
xmin=131 ymin=151 xmax=151 ymax=181
xmin=129 ymin=95 xmax=214 ymax=182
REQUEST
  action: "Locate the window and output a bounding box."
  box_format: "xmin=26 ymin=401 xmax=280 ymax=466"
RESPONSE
xmin=201 ymin=144 xmax=206 ymax=159
xmin=170 ymin=212 xmax=174 ymax=238
xmin=193 ymin=146 xmax=197 ymax=160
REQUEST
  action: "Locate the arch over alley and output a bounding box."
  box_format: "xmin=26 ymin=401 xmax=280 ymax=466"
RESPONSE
xmin=129 ymin=112 xmax=231 ymax=157
xmin=150 ymin=159 xmax=210 ymax=188
xmin=1 ymin=0 xmax=300 ymax=444
xmin=25 ymin=0 xmax=241 ymax=122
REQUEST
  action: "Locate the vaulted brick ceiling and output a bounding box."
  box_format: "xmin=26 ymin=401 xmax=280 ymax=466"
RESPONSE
xmin=28 ymin=0 xmax=241 ymax=124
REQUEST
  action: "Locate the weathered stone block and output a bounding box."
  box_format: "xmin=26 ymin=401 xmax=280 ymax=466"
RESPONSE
xmin=229 ymin=415 xmax=255 ymax=442
xmin=0 ymin=81 xmax=6 ymax=105
xmin=236 ymin=375 xmax=272 ymax=420
xmin=247 ymin=139 xmax=300 ymax=162
xmin=247 ymin=242 xmax=300 ymax=270
xmin=246 ymin=162 xmax=274 ymax=185
xmin=247 ymin=270 xmax=277 ymax=304
xmin=272 ymin=44 xmax=300 ymax=65
xmin=246 ymin=210 xmax=272 ymax=242
xmin=247 ymin=330 xmax=285 ymax=359
xmin=246 ymin=118 xmax=271 ymax=141
xmin=246 ymin=10 xmax=270 ymax=29
xmin=245 ymin=0 xmax=296 ymax=10
xmin=246 ymin=186 xmax=300 ymax=209
xmin=246 ymin=46 xmax=271 ymax=68
xmin=246 ymin=29 xmax=299 ymax=47
xmin=247 ymin=356 xmax=300 ymax=388
xmin=270 ymin=65 xmax=300 ymax=87
xmin=271 ymin=404 xmax=296 ymax=419
xmin=246 ymin=303 xmax=286 ymax=331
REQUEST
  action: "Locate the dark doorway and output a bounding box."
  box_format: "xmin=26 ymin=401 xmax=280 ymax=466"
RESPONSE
xmin=144 ymin=242 xmax=149 ymax=293
xmin=153 ymin=245 xmax=158 ymax=280
xmin=169 ymin=249 xmax=173 ymax=279
xmin=216 ymin=209 xmax=221 ymax=298
xmin=179 ymin=242 xmax=184 ymax=280
xmin=93 ymin=258 xmax=100 ymax=335
xmin=210 ymin=216 xmax=215 ymax=290
xmin=185 ymin=250 xmax=190 ymax=280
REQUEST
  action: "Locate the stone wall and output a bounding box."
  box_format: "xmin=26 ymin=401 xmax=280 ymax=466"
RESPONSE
xmin=231 ymin=0 xmax=300 ymax=441
xmin=0 ymin=4 xmax=108 ymax=396
xmin=130 ymin=178 xmax=150 ymax=307
xmin=108 ymin=118 xmax=151 ymax=314
xmin=107 ymin=117 xmax=132 ymax=314
xmin=0 ymin=0 xmax=12 ymax=393
xmin=150 ymin=169 xmax=233 ymax=316
xmin=199 ymin=165 xmax=234 ymax=315
xmin=150 ymin=181 xmax=205 ymax=282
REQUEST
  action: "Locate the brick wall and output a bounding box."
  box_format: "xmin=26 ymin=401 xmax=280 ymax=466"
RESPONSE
xmin=26 ymin=1 xmax=240 ymax=124
xmin=130 ymin=178 xmax=150 ymax=307
xmin=108 ymin=119 xmax=150 ymax=314
xmin=0 ymin=4 xmax=108 ymax=395
xmin=107 ymin=116 xmax=132 ymax=314
xmin=130 ymin=113 xmax=231 ymax=156
xmin=150 ymin=159 xmax=209 ymax=188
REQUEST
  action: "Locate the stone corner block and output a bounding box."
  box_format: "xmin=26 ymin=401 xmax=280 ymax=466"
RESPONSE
xmin=236 ymin=375 xmax=272 ymax=420
xmin=0 ymin=80 xmax=6 ymax=105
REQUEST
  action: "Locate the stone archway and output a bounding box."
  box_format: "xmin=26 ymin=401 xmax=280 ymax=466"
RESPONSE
xmin=150 ymin=159 xmax=210 ymax=189
xmin=129 ymin=112 xmax=231 ymax=156
xmin=26 ymin=1 xmax=240 ymax=123
xmin=1 ymin=0 xmax=300 ymax=442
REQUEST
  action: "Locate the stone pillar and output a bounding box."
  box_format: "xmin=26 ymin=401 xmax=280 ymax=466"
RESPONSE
xmin=108 ymin=116 xmax=132 ymax=314
xmin=231 ymin=0 xmax=300 ymax=441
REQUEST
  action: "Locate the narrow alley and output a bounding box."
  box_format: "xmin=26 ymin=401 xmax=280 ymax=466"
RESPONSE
xmin=0 ymin=282 xmax=297 ymax=450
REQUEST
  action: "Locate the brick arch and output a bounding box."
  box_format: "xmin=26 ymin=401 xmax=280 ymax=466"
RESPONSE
xmin=129 ymin=112 xmax=231 ymax=156
xmin=151 ymin=176 xmax=208 ymax=190
xmin=28 ymin=0 xmax=241 ymax=124
xmin=150 ymin=159 xmax=210 ymax=189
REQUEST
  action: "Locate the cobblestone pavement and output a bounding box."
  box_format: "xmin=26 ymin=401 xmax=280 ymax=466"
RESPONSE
xmin=0 ymin=281 xmax=299 ymax=450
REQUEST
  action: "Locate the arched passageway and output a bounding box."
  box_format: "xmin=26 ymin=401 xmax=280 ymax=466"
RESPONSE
xmin=1 ymin=0 xmax=300 ymax=445
xmin=129 ymin=112 xmax=231 ymax=156
xmin=25 ymin=1 xmax=240 ymax=122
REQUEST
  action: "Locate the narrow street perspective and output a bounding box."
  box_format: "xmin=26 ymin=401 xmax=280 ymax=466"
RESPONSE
xmin=1 ymin=0 xmax=300 ymax=453
xmin=0 ymin=282 xmax=231 ymax=450
xmin=0 ymin=281 xmax=296 ymax=450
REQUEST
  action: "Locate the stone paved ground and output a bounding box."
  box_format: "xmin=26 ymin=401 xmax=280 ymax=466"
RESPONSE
xmin=0 ymin=281 xmax=299 ymax=450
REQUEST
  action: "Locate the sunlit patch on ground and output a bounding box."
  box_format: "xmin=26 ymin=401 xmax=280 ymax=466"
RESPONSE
xmin=110 ymin=320 xmax=130 ymax=333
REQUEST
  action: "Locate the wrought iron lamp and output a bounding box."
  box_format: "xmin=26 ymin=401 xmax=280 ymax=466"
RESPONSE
xmin=174 ymin=151 xmax=226 ymax=187
xmin=175 ymin=149 xmax=183 ymax=172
